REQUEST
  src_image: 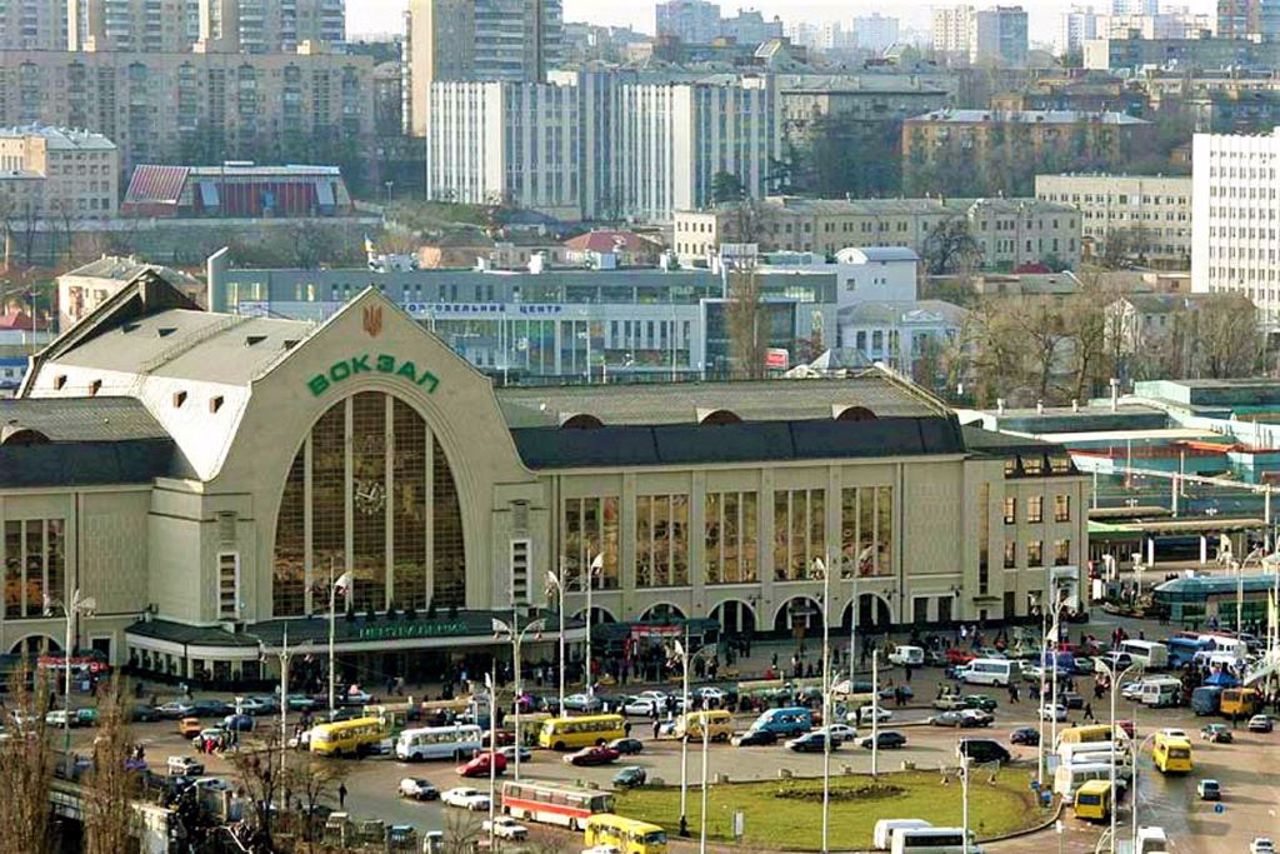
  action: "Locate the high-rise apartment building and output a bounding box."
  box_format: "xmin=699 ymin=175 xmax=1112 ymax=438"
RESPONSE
xmin=405 ymin=0 xmax=562 ymax=137
xmin=1192 ymin=129 xmax=1280 ymax=321
xmin=655 ymin=0 xmax=720 ymax=44
xmin=0 ymin=0 xmax=67 ymax=49
xmin=718 ymin=8 xmax=781 ymax=45
xmin=0 ymin=49 xmax=372 ymax=175
xmin=197 ymin=0 xmax=345 ymax=54
xmin=68 ymin=0 xmax=200 ymax=52
xmin=1217 ymin=0 xmax=1280 ymax=39
xmin=932 ymin=5 xmax=973 ymax=56
xmin=1111 ymin=0 xmax=1158 ymax=13
xmin=853 ymin=14 xmax=900 ymax=52
xmin=424 ymin=72 xmax=780 ymax=223
xmin=1057 ymin=6 xmax=1100 ymax=56
xmin=971 ymin=6 xmax=1028 ymax=67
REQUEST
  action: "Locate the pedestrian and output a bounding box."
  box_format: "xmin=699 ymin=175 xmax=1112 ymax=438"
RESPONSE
xmin=1083 ymin=702 xmax=1094 ymax=722
xmin=338 ymin=782 xmax=348 ymax=810
xmin=652 ymin=718 xmax=661 ymax=740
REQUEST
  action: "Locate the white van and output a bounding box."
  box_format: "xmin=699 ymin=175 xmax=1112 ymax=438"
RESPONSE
xmin=1058 ymin=740 xmax=1126 ymax=764
xmin=1118 ymin=640 xmax=1169 ymax=670
xmin=1053 ymin=762 xmax=1131 ymax=798
xmin=887 ymin=645 xmax=925 ymax=667
xmin=874 ymin=819 xmax=931 ymax=850
xmin=891 ymin=827 xmax=979 ymax=854
xmin=960 ymin=658 xmax=1019 ymax=687
xmin=1136 ymin=826 xmax=1169 ymax=854
xmin=1139 ymin=678 xmax=1182 ymax=708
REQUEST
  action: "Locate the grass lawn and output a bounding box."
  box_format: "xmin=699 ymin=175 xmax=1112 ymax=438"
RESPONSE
xmin=614 ymin=768 xmax=1042 ymax=850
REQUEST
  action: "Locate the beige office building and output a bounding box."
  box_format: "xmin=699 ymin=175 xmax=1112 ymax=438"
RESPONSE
xmin=0 ymin=273 xmax=1086 ymax=683
xmin=1036 ymin=173 xmax=1192 ymax=269
xmin=0 ymin=125 xmax=118 ymax=217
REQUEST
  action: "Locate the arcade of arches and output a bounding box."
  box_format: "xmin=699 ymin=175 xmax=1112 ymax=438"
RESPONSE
xmin=271 ymin=391 xmax=466 ymax=617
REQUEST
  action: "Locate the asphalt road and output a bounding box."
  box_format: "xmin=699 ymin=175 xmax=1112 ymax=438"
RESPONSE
xmin=86 ymin=660 xmax=1279 ymax=854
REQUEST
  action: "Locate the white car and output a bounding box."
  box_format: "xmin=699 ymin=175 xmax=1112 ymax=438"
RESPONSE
xmin=233 ymin=697 xmax=267 ymax=715
xmin=482 ymin=817 xmax=529 ymax=840
xmin=441 ymin=787 xmax=491 ymax=810
xmin=622 ymin=696 xmax=662 ymax=716
xmin=1159 ymin=727 xmax=1188 ymax=739
xmin=694 ymin=686 xmax=726 ymax=703
xmin=820 ymin=723 xmax=858 ymax=743
xmin=1121 ymin=682 xmax=1144 ymax=702
xmin=398 ymin=778 xmax=438 ymax=801
xmin=1251 ymin=838 xmax=1275 ymax=854
xmin=853 ymin=705 xmax=893 ymax=725
xmin=582 ymin=846 xmax=622 ymax=854
xmin=636 ymin=690 xmax=668 ymax=704
xmin=1039 ymin=704 xmax=1068 ymax=722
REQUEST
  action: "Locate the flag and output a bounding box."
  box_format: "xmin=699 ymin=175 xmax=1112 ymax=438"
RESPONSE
xmin=364 ymin=234 xmax=375 ymax=255
xmin=334 ymin=571 xmax=353 ymax=596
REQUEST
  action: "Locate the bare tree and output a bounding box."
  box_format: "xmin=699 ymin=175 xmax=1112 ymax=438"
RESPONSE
xmin=226 ymin=729 xmax=289 ymax=853
xmin=725 ymin=269 xmax=767 ymax=379
xmin=922 ymin=217 xmax=982 ymax=276
xmin=84 ymin=682 xmax=140 ymax=854
xmin=0 ymin=664 xmax=55 ymax=854
xmin=283 ymin=752 xmax=348 ymax=854
xmin=1196 ymin=292 xmax=1263 ymax=378
xmin=442 ymin=811 xmax=482 ymax=854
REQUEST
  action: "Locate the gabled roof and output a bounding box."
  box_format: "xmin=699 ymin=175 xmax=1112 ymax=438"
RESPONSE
xmin=562 ymin=230 xmax=659 ymax=254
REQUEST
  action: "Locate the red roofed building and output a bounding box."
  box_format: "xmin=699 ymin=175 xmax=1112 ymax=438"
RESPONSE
xmin=562 ymin=230 xmax=665 ymax=268
xmin=122 ymin=163 xmax=354 ymax=219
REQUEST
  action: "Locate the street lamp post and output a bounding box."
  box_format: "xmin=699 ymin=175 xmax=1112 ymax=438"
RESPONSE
xmin=583 ymin=553 xmax=602 ymax=695
xmin=1130 ymin=732 xmax=1158 ymax=853
xmin=1094 ymin=656 xmax=1142 ymax=854
xmin=546 ymin=563 xmax=567 ymax=717
xmin=492 ymin=614 xmax=546 ymax=781
xmin=812 ymin=556 xmax=834 ymax=854
xmin=1235 ymin=547 xmax=1264 ymax=632
xmin=674 ymin=631 xmax=716 ymax=838
xmin=960 ymin=752 xmax=971 ymax=854
xmin=698 ymin=709 xmax=711 ymax=854
xmin=484 ymin=669 xmax=497 ymax=852
xmin=329 ymin=562 xmax=353 ymax=717
xmin=45 ymin=588 xmax=95 ymax=777
xmin=872 ymin=648 xmax=880 ymax=777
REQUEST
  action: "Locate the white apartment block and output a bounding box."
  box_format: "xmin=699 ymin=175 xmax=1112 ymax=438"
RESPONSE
xmin=932 ymin=4 xmax=973 ymax=55
xmin=0 ymin=125 xmax=119 ymax=217
xmin=1037 ymin=173 xmax=1191 ymax=268
xmin=424 ymin=81 xmax=580 ymax=221
xmin=1192 ymin=129 xmax=1280 ymax=322
xmin=425 ymin=73 xmax=780 ymax=224
xmin=1057 ymin=6 xmax=1100 ymax=56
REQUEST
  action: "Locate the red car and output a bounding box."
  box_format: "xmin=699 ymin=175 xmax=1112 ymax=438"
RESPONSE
xmin=1114 ymin=719 xmax=1136 ymax=739
xmin=946 ymin=648 xmax=976 ymax=665
xmin=456 ymin=751 xmax=507 ymax=778
xmin=564 ymin=745 xmax=620 ymax=767
xmin=480 ymin=730 xmax=515 ymax=748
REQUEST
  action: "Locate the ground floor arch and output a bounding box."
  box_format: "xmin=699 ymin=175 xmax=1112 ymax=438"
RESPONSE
xmin=571 ymin=605 xmax=617 ymax=626
xmin=841 ymin=592 xmax=893 ymax=630
xmin=774 ymin=595 xmax=824 ymax=633
xmin=9 ymin=634 xmax=61 ymax=656
xmin=709 ymin=599 xmax=757 ymax=635
xmin=638 ymin=603 xmax=686 ymax=623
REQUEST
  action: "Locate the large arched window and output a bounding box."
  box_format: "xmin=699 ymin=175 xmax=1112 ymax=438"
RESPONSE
xmin=272 ymin=392 xmax=465 ymax=617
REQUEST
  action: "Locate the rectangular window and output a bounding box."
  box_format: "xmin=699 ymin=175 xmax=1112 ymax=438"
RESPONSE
xmin=562 ymin=496 xmax=620 ymax=590
xmin=1054 ymin=494 xmax=1071 ymax=523
xmin=1003 ymin=496 xmax=1016 ymax=524
xmin=978 ymin=484 xmax=990 ymax=595
xmin=635 ymin=494 xmax=689 ymax=588
xmin=840 ymin=486 xmax=894 ymax=577
xmin=1028 ymin=540 xmax=1044 ymax=567
xmin=773 ymin=488 xmax=827 ymax=581
xmin=1054 ymin=538 xmax=1071 ymax=566
xmin=509 ymin=538 xmax=531 ymax=606
xmin=705 ymin=491 xmax=758 ymax=584
xmin=1004 ymin=541 xmax=1016 ymax=569
xmin=1027 ymin=496 xmax=1043 ymax=524
xmin=218 ymin=552 xmax=239 ymax=619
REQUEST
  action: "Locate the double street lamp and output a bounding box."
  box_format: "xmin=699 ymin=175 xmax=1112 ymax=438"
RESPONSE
xmin=1093 ymin=655 xmax=1142 ymax=854
xmin=44 ymin=588 xmax=95 ymax=776
xmin=672 ymin=631 xmax=716 ymax=838
xmin=546 ymin=553 xmax=603 ymax=706
xmin=492 ymin=614 xmax=546 ymax=781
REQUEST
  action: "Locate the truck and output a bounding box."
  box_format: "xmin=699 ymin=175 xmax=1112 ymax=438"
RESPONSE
xmin=1190 ymin=686 xmax=1222 ymax=716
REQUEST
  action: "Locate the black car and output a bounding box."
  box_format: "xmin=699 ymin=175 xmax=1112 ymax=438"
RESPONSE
xmin=860 ymin=731 xmax=907 ymax=749
xmin=731 ymin=729 xmax=778 ymax=747
xmin=613 ymin=766 xmax=647 ymax=788
xmin=1061 ymin=692 xmax=1085 ymax=711
xmin=191 ymin=700 xmax=232 ymax=718
xmin=608 ymin=737 xmax=645 ymax=756
xmin=958 ymin=739 xmax=1012 ymax=764
xmin=1009 ymin=727 xmax=1039 ymax=746
xmin=129 ymin=704 xmax=161 ymax=723
xmin=787 ymin=732 xmax=839 ymax=753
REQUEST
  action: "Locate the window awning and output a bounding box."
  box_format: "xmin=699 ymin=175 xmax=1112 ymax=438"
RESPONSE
xmin=315 ymin=180 xmax=335 ymax=208
xmin=198 ymin=181 xmax=220 ymax=208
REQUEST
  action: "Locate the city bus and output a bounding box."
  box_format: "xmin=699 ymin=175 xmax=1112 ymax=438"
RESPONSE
xmin=501 ymin=779 xmax=614 ymax=830
xmin=1165 ymin=636 xmax=1211 ymax=668
xmin=394 ymin=724 xmax=483 ymax=761
xmin=583 ymin=814 xmax=669 ymax=854
xmin=1152 ymin=733 xmax=1192 ymax=774
xmin=537 ymin=714 xmax=626 ymax=751
xmin=1118 ymin=640 xmax=1169 ymax=670
xmin=309 ymin=717 xmax=387 ymax=757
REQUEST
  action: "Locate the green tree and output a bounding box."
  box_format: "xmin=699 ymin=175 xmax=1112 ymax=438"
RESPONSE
xmin=711 ymin=171 xmax=746 ymax=204
xmin=922 ymin=218 xmax=982 ymax=275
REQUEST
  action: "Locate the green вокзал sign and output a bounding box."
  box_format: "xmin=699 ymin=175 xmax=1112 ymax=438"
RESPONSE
xmin=308 ymin=353 xmax=440 ymax=397
xmin=355 ymin=620 xmax=469 ymax=641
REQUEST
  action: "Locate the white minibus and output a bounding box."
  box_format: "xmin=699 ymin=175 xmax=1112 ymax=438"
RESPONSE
xmin=960 ymin=658 xmax=1018 ymax=687
xmin=891 ymin=827 xmax=979 ymax=854
xmin=1118 ymin=640 xmax=1169 ymax=670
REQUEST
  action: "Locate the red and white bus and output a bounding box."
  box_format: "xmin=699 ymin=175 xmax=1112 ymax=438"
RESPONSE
xmin=500 ymin=779 xmax=614 ymax=830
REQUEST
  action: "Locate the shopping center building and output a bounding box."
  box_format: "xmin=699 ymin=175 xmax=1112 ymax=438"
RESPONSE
xmin=0 ymin=272 xmax=1088 ymax=685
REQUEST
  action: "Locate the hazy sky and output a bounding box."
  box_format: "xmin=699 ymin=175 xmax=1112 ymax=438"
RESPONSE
xmin=347 ymin=0 xmax=1216 ymax=38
